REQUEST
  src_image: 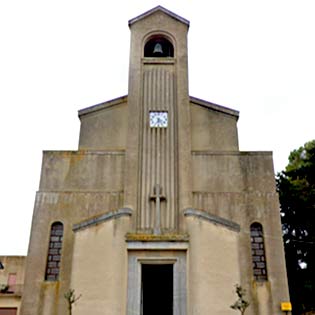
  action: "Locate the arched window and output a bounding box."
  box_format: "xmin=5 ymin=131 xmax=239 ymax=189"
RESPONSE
xmin=144 ymin=36 xmax=174 ymax=57
xmin=250 ymin=222 xmax=268 ymax=281
xmin=45 ymin=222 xmax=63 ymax=281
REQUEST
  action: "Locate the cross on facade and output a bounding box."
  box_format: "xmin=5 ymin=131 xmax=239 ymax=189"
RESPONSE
xmin=150 ymin=184 xmax=166 ymax=235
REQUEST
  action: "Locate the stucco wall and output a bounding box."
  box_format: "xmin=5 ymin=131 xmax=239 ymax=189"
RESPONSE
xmin=186 ymin=217 xmax=240 ymax=315
xmin=189 ymin=151 xmax=290 ymax=314
xmin=70 ymin=216 xmax=130 ymax=315
xmin=79 ymin=100 xmax=128 ymax=150
xmin=21 ymin=149 xmax=126 ymax=315
xmin=190 ymin=104 xmax=239 ymax=151
xmin=191 ymin=151 xmax=275 ymax=193
xmin=39 ymin=151 xmax=125 ymax=191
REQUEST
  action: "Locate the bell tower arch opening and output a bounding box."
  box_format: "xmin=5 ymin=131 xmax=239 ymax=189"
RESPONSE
xmin=144 ymin=36 xmax=174 ymax=57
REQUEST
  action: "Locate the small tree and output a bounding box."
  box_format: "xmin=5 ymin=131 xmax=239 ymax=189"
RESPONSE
xmin=230 ymin=284 xmax=250 ymax=315
xmin=64 ymin=289 xmax=81 ymax=315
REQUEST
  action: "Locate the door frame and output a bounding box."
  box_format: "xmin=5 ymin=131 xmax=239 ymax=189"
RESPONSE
xmin=126 ymin=242 xmax=187 ymax=315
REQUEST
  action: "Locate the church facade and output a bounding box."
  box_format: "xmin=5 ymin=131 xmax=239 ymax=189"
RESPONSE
xmin=19 ymin=6 xmax=289 ymax=315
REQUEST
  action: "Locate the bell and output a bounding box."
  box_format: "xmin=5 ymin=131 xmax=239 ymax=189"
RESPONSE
xmin=153 ymin=43 xmax=163 ymax=55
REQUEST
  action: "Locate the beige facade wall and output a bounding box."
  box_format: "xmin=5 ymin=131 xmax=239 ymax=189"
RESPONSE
xmin=191 ymin=151 xmax=275 ymax=193
xmin=78 ymin=98 xmax=128 ymax=150
xmin=190 ymin=104 xmax=239 ymax=151
xmin=21 ymin=150 xmax=126 ymax=315
xmin=190 ymin=151 xmax=290 ymax=314
xmin=21 ymin=191 xmax=127 ymax=315
xmin=187 ymin=218 xmax=240 ymax=315
xmin=39 ymin=151 xmax=125 ymax=191
xmin=70 ymin=216 xmax=130 ymax=315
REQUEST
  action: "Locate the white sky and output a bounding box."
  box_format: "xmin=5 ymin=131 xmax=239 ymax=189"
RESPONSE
xmin=0 ymin=0 xmax=314 ymax=255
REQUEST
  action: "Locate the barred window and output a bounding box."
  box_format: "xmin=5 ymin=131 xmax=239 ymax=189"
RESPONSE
xmin=45 ymin=222 xmax=63 ymax=281
xmin=250 ymin=222 xmax=268 ymax=281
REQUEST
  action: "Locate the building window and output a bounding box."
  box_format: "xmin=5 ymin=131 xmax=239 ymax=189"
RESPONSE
xmin=250 ymin=222 xmax=268 ymax=281
xmin=144 ymin=36 xmax=174 ymax=57
xmin=7 ymin=273 xmax=16 ymax=293
xmin=45 ymin=222 xmax=63 ymax=281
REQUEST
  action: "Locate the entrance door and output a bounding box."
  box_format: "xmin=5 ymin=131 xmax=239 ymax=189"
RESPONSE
xmin=127 ymin=248 xmax=187 ymax=315
xmin=141 ymin=264 xmax=173 ymax=315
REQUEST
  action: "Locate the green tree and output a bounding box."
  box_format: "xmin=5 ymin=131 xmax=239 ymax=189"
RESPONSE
xmin=276 ymin=140 xmax=315 ymax=315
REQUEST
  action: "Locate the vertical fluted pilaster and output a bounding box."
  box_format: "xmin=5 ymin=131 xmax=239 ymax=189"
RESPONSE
xmin=138 ymin=65 xmax=177 ymax=232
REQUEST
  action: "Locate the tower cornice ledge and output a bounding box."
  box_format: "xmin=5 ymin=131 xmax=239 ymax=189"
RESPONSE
xmin=192 ymin=150 xmax=273 ymax=156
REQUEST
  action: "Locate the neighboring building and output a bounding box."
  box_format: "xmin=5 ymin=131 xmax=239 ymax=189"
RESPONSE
xmin=17 ymin=6 xmax=289 ymax=315
xmin=0 ymin=256 xmax=25 ymax=315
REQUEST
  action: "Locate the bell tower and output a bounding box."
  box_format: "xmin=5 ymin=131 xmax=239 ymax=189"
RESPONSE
xmin=124 ymin=6 xmax=192 ymax=234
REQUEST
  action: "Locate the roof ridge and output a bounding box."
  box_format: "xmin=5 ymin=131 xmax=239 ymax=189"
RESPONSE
xmin=190 ymin=96 xmax=239 ymax=118
xmin=128 ymin=6 xmax=190 ymax=27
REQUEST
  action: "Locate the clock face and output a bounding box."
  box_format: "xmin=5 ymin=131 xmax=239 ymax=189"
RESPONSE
xmin=149 ymin=111 xmax=168 ymax=128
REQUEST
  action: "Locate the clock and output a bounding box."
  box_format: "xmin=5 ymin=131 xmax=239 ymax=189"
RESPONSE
xmin=149 ymin=111 xmax=168 ymax=128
